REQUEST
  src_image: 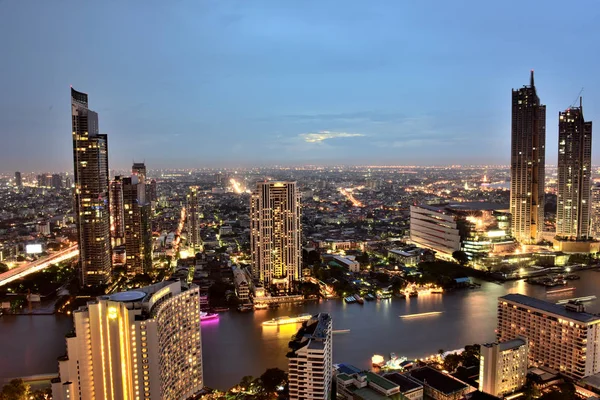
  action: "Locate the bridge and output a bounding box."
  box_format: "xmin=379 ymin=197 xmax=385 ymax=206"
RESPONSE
xmin=0 ymin=245 xmax=79 ymax=287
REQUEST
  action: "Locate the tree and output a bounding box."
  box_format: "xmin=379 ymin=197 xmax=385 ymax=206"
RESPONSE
xmin=306 ymin=250 xmax=321 ymax=265
xmin=259 ymin=368 xmax=287 ymax=392
xmin=356 ymin=252 xmax=370 ymax=264
xmin=443 ymin=353 xmax=461 ymax=372
xmin=0 ymin=263 xmax=8 ymax=273
xmin=0 ymin=379 xmax=31 ymax=400
xmin=452 ymin=251 xmax=469 ymax=266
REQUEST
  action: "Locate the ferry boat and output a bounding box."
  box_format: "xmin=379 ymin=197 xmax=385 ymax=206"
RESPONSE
xmin=408 ymin=290 xmax=418 ymax=298
xmin=365 ymin=294 xmax=376 ymax=301
xmin=237 ymin=305 xmax=253 ymax=312
xmin=254 ymin=303 xmax=268 ymax=310
xmin=200 ymin=312 xmax=219 ymax=322
xmin=354 ymin=294 xmax=364 ymax=305
xmin=262 ymin=314 xmax=312 ymax=326
xmin=345 ymin=295 xmax=356 ymax=303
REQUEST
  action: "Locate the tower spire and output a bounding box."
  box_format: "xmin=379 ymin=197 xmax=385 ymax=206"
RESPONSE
xmin=530 ymin=69 xmax=534 ymax=87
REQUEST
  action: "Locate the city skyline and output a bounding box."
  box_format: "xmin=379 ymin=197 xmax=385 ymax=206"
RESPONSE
xmin=1 ymin=1 xmax=600 ymax=171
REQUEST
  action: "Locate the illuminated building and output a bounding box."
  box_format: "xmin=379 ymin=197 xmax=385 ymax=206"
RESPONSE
xmin=132 ymin=162 xmax=147 ymax=184
xmin=186 ymin=186 xmax=201 ymax=252
xmin=51 ymin=280 xmax=203 ymax=400
xmin=556 ymin=99 xmax=592 ymax=240
xmin=288 ymin=313 xmax=332 ymax=400
xmin=510 ymin=71 xmax=546 ymax=244
xmin=52 ymin=173 xmax=63 ymax=190
xmin=71 ymin=88 xmax=112 ymax=286
xmin=123 ymin=176 xmax=145 ymax=274
xmin=14 ymin=171 xmax=22 ymax=188
xmin=131 ymin=163 xmax=153 ymax=270
xmin=479 ymin=339 xmax=528 ymax=397
xmin=250 ymin=181 xmax=302 ymax=291
xmin=410 ymin=202 xmax=515 ymax=259
xmin=110 ymin=176 xmax=125 ymax=246
xmin=497 ymin=294 xmax=600 ymax=380
xmin=591 ymin=184 xmax=600 ymax=239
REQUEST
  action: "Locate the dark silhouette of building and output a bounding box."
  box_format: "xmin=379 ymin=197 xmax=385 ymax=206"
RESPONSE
xmin=71 ymin=88 xmax=112 ymax=286
xmin=14 ymin=171 xmax=22 ymax=188
xmin=109 ymin=176 xmax=125 ymax=246
xmin=510 ymin=71 xmax=546 ymax=244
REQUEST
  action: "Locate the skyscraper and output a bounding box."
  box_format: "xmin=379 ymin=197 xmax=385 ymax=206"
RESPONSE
xmin=52 ymin=173 xmax=63 ymax=190
xmin=591 ymin=184 xmax=600 ymax=239
xmin=51 ymin=280 xmax=203 ymax=400
xmin=250 ymin=181 xmax=301 ymax=291
xmin=556 ymin=99 xmax=592 ymax=239
xmin=71 ymin=88 xmax=112 ymax=286
xmin=109 ymin=176 xmax=125 ymax=247
xmin=479 ymin=339 xmax=528 ymax=397
xmin=288 ymin=313 xmax=333 ymax=400
xmin=123 ymin=176 xmax=144 ymax=274
xmin=510 ymin=71 xmax=546 ymax=244
xmin=14 ymin=171 xmax=22 ymax=188
xmin=186 ymin=186 xmax=201 ymax=252
xmin=132 ymin=162 xmax=147 ymax=185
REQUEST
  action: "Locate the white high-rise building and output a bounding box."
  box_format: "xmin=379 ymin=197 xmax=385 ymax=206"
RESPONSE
xmin=479 ymin=339 xmax=528 ymax=397
xmin=51 ymin=280 xmax=203 ymax=400
xmin=250 ymin=181 xmax=301 ymax=291
xmin=590 ymin=184 xmax=600 ymax=238
xmin=288 ymin=313 xmax=333 ymax=400
xmin=498 ymin=294 xmax=600 ymax=380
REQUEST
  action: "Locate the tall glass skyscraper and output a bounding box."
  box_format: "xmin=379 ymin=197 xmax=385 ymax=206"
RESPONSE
xmin=250 ymin=181 xmax=301 ymax=291
xmin=71 ymin=88 xmax=112 ymax=286
xmin=510 ymin=71 xmax=546 ymax=244
xmin=556 ymin=99 xmax=592 ymax=239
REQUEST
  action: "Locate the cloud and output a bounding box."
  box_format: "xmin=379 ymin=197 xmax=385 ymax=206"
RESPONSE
xmin=299 ymin=130 xmax=365 ymax=143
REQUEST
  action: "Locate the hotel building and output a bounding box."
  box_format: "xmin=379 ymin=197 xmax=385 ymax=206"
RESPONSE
xmin=479 ymin=339 xmax=528 ymax=397
xmin=71 ymin=88 xmax=112 ymax=286
xmin=556 ymin=99 xmax=593 ymax=240
xmin=410 ymin=202 xmax=514 ymax=259
xmin=288 ymin=313 xmax=333 ymax=400
xmin=497 ymin=294 xmax=600 ymax=380
xmin=250 ymin=181 xmax=302 ymax=291
xmin=510 ymin=71 xmax=546 ymax=244
xmin=51 ymin=280 xmax=203 ymax=400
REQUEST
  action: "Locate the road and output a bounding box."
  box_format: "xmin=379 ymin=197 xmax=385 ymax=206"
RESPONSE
xmin=0 ymin=245 xmax=79 ymax=287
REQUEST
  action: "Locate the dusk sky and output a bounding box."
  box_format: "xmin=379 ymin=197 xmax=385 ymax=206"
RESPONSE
xmin=1 ymin=1 xmax=600 ymax=171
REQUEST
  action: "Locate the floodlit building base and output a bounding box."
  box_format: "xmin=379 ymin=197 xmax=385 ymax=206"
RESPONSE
xmin=552 ymin=238 xmax=600 ymax=253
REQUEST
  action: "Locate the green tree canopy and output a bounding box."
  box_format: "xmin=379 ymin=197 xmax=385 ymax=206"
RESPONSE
xmin=0 ymin=379 xmax=30 ymax=400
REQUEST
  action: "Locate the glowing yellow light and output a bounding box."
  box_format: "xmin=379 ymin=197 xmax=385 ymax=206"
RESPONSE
xmin=108 ymin=307 xmax=118 ymax=319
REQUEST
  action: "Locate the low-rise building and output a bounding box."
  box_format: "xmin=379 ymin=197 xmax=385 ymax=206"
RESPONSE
xmin=332 ymin=255 xmax=360 ymax=272
xmin=388 ymin=249 xmax=420 ymax=267
xmin=479 ymin=339 xmax=528 ymax=397
xmin=408 ymin=367 xmax=471 ymax=400
xmin=383 ymin=372 xmax=424 ymax=400
xmin=232 ymin=266 xmax=250 ymax=302
xmin=337 ymin=369 xmax=404 ymax=400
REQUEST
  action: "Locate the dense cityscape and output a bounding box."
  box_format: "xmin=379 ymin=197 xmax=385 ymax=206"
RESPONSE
xmin=4 ymin=2 xmax=600 ymax=400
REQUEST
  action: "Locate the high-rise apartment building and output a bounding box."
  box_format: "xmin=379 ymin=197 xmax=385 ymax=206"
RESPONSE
xmin=556 ymin=99 xmax=593 ymax=239
xmin=250 ymin=181 xmax=302 ymax=291
xmin=52 ymin=173 xmax=63 ymax=190
xmin=510 ymin=71 xmax=546 ymax=244
xmin=132 ymin=162 xmax=147 ymax=184
xmin=123 ymin=176 xmax=145 ymax=274
xmin=186 ymin=186 xmax=201 ymax=252
xmin=497 ymin=294 xmax=600 ymax=380
xmin=591 ymin=184 xmax=600 ymax=239
xmin=288 ymin=313 xmax=333 ymax=400
xmin=14 ymin=171 xmax=22 ymax=188
xmin=479 ymin=339 xmax=528 ymax=397
xmin=71 ymin=88 xmax=112 ymax=286
xmin=51 ymin=280 xmax=203 ymax=400
xmin=109 ymin=176 xmax=125 ymax=247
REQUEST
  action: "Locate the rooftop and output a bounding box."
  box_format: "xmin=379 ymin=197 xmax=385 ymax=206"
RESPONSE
xmin=383 ymin=373 xmax=422 ymax=392
xmin=409 ymin=367 xmax=468 ymax=395
xmin=364 ymin=371 xmax=399 ymax=391
xmin=500 ymin=293 xmax=600 ymax=324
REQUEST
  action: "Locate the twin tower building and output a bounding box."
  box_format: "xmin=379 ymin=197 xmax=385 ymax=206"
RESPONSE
xmin=511 ymin=71 xmax=593 ymax=245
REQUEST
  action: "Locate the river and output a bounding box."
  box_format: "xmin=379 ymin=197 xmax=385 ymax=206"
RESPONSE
xmin=3 ymin=270 xmax=600 ymax=390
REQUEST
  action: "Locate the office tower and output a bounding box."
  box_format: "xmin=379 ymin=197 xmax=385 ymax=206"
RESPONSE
xmin=591 ymin=184 xmax=600 ymax=238
xmin=109 ymin=176 xmax=125 ymax=247
xmin=37 ymin=174 xmax=52 ymax=187
xmin=52 ymin=173 xmax=63 ymax=190
xmin=556 ymin=99 xmax=593 ymax=239
xmin=65 ymin=176 xmax=72 ymax=188
xmin=510 ymin=71 xmax=546 ymax=244
xmin=250 ymin=181 xmax=302 ymax=291
xmin=288 ymin=313 xmax=333 ymax=400
xmin=71 ymin=88 xmax=112 ymax=286
xmin=148 ymin=179 xmax=157 ymax=202
xmin=479 ymin=339 xmax=528 ymax=397
xmin=132 ymin=162 xmax=147 ymax=184
xmin=497 ymin=294 xmax=600 ymax=380
xmin=122 ymin=176 xmax=144 ymax=274
xmin=51 ymin=280 xmax=203 ymax=400
xmin=186 ymin=186 xmax=201 ymax=252
xmin=14 ymin=171 xmax=22 ymax=188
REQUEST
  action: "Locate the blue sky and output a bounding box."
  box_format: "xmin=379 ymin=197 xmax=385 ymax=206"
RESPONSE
xmin=1 ymin=0 xmax=600 ymax=171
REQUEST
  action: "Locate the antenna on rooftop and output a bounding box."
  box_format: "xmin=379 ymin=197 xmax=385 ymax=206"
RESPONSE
xmin=570 ymin=87 xmax=584 ymax=108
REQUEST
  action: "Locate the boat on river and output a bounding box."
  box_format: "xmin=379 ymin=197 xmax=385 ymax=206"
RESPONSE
xmin=262 ymin=314 xmax=312 ymax=326
xmin=200 ymin=312 xmax=219 ymax=322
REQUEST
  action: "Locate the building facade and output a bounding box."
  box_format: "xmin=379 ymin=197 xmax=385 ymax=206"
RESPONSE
xmin=510 ymin=71 xmax=546 ymax=244
xmin=288 ymin=313 xmax=333 ymax=400
xmin=479 ymin=339 xmax=528 ymax=397
xmin=186 ymin=186 xmax=201 ymax=252
xmin=109 ymin=176 xmax=125 ymax=247
xmin=51 ymin=280 xmax=203 ymax=400
xmin=71 ymin=88 xmax=112 ymax=286
xmin=14 ymin=171 xmax=22 ymax=188
xmin=497 ymin=294 xmax=600 ymax=380
xmin=591 ymin=184 xmax=600 ymax=239
xmin=250 ymin=181 xmax=302 ymax=291
xmin=123 ymin=176 xmax=144 ymax=274
xmin=556 ymin=100 xmax=593 ymax=240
